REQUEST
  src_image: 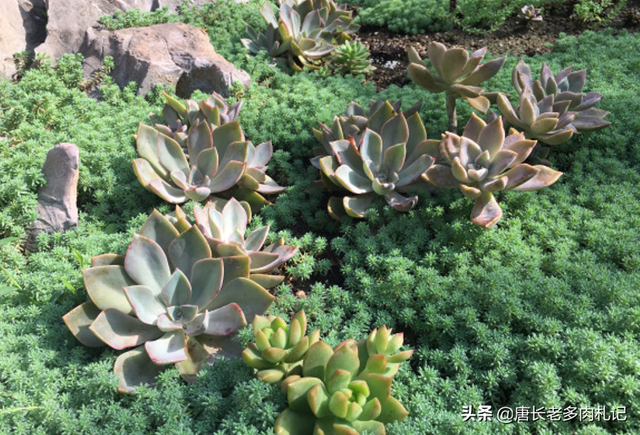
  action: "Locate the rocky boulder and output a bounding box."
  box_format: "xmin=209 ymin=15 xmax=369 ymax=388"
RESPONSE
xmin=81 ymin=23 xmax=251 ymax=97
xmin=0 ymin=0 xmax=47 ymax=77
xmin=35 ymin=0 xmax=209 ymax=62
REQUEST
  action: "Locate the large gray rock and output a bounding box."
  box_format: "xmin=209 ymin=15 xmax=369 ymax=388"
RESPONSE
xmin=26 ymin=143 xmax=80 ymax=250
xmin=81 ymin=23 xmax=251 ymax=97
xmin=0 ymin=0 xmax=30 ymax=77
xmin=35 ymin=0 xmax=209 ymax=63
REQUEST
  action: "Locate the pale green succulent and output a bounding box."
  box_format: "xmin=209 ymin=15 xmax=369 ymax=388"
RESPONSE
xmin=63 ymin=209 xmax=275 ymax=393
xmin=355 ymin=325 xmax=413 ymax=378
xmin=194 ymin=198 xmax=298 ymax=277
xmin=242 ymin=0 xmax=359 ymax=71
xmin=242 ymin=310 xmax=321 ymax=384
xmin=312 ymin=99 xmax=423 ymax=167
xmin=274 ymin=339 xmax=410 ymax=435
xmin=423 ymin=114 xmax=562 ymax=228
xmin=314 ymin=100 xmax=438 ymax=218
xmin=407 ymin=42 xmax=506 ymax=132
xmin=132 ymin=117 xmax=284 ymax=211
xmin=154 ymin=91 xmax=242 ymax=149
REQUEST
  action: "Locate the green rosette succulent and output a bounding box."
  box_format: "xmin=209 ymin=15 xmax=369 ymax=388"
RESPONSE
xmin=132 ymin=115 xmax=284 ymax=210
xmin=154 ymin=91 xmax=243 ymax=148
xmin=511 ymin=59 xmax=610 ymax=133
xmin=407 ymin=42 xmax=506 ymax=132
xmin=243 ymin=310 xmax=321 ymax=384
xmin=63 ymin=210 xmax=275 ymax=393
xmin=355 ymin=326 xmax=413 ymax=378
xmin=423 ymin=114 xmax=562 ymax=228
xmin=275 ymin=339 xmax=410 ymax=435
xmin=330 ymin=40 xmax=376 ymax=76
xmin=242 ymin=0 xmax=359 ymax=71
xmin=314 ymin=100 xmax=439 ymax=218
xmin=194 ymin=198 xmax=298 ymax=278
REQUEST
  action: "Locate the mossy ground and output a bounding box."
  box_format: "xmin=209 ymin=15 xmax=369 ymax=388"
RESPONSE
xmin=0 ymin=2 xmax=639 ymax=433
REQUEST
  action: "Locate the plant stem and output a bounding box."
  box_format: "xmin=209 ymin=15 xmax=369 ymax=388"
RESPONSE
xmin=446 ymin=91 xmax=457 ymax=133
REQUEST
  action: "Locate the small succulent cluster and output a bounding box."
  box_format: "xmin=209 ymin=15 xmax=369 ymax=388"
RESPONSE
xmin=64 ymin=204 xmax=297 ymax=393
xmin=500 ymin=59 xmax=611 ymax=141
xmin=133 ymin=91 xmax=284 ymax=212
xmin=328 ymin=40 xmax=376 ymax=76
xmin=242 ymin=310 xmax=320 ymax=383
xmin=423 ymin=114 xmax=562 ymax=228
xmin=520 ymin=5 xmax=543 ymax=23
xmin=407 ymin=42 xmax=506 ymax=131
xmin=312 ymin=99 xmax=438 ymax=218
xmin=243 ymin=311 xmax=412 ymax=435
xmin=242 ymin=0 xmax=359 ymax=71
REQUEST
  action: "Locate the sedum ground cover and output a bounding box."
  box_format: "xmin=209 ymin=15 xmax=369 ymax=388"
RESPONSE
xmin=0 ymin=1 xmax=640 ymax=431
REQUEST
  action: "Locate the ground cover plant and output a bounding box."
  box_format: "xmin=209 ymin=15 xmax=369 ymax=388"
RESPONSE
xmin=1 ymin=0 xmax=640 ymax=433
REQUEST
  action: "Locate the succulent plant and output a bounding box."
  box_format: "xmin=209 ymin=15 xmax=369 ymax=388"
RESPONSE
xmin=312 ymin=99 xmax=423 ymax=167
xmin=510 ymin=59 xmax=610 ymax=133
xmin=407 ymin=42 xmax=506 ymax=132
xmin=423 ymin=114 xmax=562 ymax=228
xmin=132 ymin=115 xmax=284 ymax=211
xmin=242 ymin=0 xmax=359 ymax=71
xmin=330 ymin=40 xmax=376 ymax=76
xmin=154 ymin=91 xmax=242 ymax=149
xmin=317 ymin=105 xmax=438 ymax=218
xmin=194 ymin=198 xmax=298 ymax=276
xmin=520 ymin=5 xmax=543 ymax=23
xmin=496 ymin=86 xmax=578 ymax=146
xmin=355 ymin=326 xmax=413 ymax=378
xmin=63 ymin=209 xmax=275 ymax=393
xmin=274 ymin=339 xmax=410 ymax=435
xmin=243 ymin=310 xmax=321 ymax=384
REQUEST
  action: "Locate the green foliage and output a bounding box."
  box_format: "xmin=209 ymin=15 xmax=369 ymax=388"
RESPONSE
xmin=0 ymin=54 xmax=162 ymax=238
xmin=573 ymin=0 xmax=627 ymax=26
xmin=354 ymin=0 xmax=566 ymax=34
xmin=98 ymin=6 xmax=178 ymax=30
xmin=356 ymin=0 xmax=452 ymax=34
xmin=179 ymin=0 xmax=267 ymax=62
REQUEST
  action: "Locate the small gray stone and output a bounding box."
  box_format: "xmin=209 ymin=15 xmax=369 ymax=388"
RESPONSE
xmin=26 ymin=143 xmax=80 ymax=251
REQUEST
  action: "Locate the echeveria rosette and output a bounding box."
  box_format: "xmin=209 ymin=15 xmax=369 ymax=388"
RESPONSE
xmin=63 ymin=210 xmax=275 ymax=393
xmin=511 ymin=59 xmax=610 ymax=133
xmin=155 ymin=91 xmax=243 ymax=149
xmin=243 ymin=310 xmax=321 ymax=384
xmin=275 ymin=340 xmax=409 ymax=435
xmin=242 ymin=0 xmax=358 ymax=72
xmin=407 ymin=42 xmax=506 ymax=132
xmin=311 ymin=99 xmax=423 ymax=169
xmin=520 ymin=5 xmax=543 ymax=23
xmin=497 ymin=85 xmax=578 ymax=146
xmin=423 ymin=114 xmax=563 ymax=228
xmin=133 ymin=116 xmax=284 ymax=210
xmin=194 ymin=198 xmax=298 ymax=277
xmin=317 ymin=108 xmax=438 ymax=219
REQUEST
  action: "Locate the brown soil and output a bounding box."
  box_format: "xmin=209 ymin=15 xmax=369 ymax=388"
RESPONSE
xmin=354 ymin=1 xmax=640 ymax=90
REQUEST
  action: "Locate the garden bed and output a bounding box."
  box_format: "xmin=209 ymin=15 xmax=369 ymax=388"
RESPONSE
xmin=1 ymin=0 xmax=640 ymax=434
